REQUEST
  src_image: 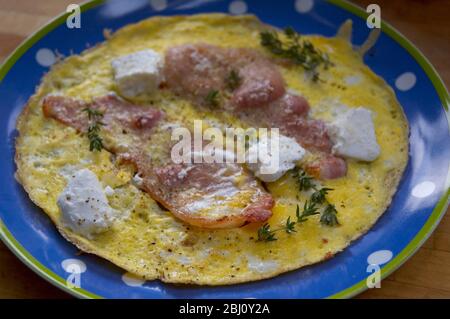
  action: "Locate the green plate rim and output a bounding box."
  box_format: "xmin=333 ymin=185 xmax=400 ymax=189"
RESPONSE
xmin=0 ymin=0 xmax=103 ymax=299
xmin=0 ymin=0 xmax=448 ymax=299
xmin=326 ymin=0 xmax=450 ymax=298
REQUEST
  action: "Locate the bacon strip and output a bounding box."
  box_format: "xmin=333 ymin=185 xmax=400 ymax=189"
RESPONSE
xmin=164 ymin=44 xmax=347 ymax=179
xmin=134 ymin=160 xmax=273 ymax=228
xmin=42 ymin=94 xmax=273 ymax=229
xmin=43 ymin=94 xmax=164 ymax=137
xmin=305 ymin=155 xmax=348 ymax=180
xmin=164 ymin=44 xmax=285 ymax=108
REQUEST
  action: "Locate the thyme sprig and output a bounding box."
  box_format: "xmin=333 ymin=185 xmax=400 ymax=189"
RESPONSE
xmin=311 ymin=187 xmax=333 ymax=204
xmin=257 ymin=169 xmax=339 ymax=242
xmin=320 ymin=204 xmax=339 ymax=226
xmin=292 ymin=168 xmax=314 ymax=191
xmin=225 ymin=69 xmax=242 ymax=91
xmin=83 ymin=107 xmax=104 ymax=152
xmin=296 ymin=200 xmax=320 ymax=223
xmin=260 ymin=27 xmax=332 ymax=82
xmin=257 ymin=202 xmax=319 ymax=242
xmin=292 ymin=168 xmax=339 ymax=227
xmin=205 ymin=89 xmax=220 ymax=107
xmin=257 ymin=216 xmax=297 ymax=242
xmin=257 ymin=223 xmax=278 ymax=242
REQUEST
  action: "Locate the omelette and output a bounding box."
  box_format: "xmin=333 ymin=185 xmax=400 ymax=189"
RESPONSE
xmin=15 ymin=14 xmax=409 ymax=285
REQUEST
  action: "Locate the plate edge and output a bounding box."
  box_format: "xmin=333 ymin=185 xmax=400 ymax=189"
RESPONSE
xmin=0 ymin=0 xmax=448 ymax=299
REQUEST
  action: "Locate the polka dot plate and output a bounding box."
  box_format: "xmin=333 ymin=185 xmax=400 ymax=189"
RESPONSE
xmin=0 ymin=0 xmax=448 ymax=299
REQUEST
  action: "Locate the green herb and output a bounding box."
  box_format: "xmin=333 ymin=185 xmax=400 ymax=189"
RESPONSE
xmin=311 ymin=187 xmax=333 ymax=204
xmin=292 ymin=169 xmax=340 ymax=227
xmin=296 ymin=201 xmax=320 ymax=223
xmin=285 ymin=216 xmax=296 ymax=234
xmin=257 ymin=202 xmax=320 ymax=242
xmin=257 ymin=217 xmax=298 ymax=242
xmin=292 ymin=167 xmax=314 ymax=191
xmin=205 ymin=89 xmax=220 ymax=106
xmin=260 ymin=27 xmax=332 ymax=81
xmin=83 ymin=107 xmax=104 ymax=152
xmin=320 ymin=204 xmax=339 ymax=226
xmin=257 ymin=223 xmax=277 ymax=242
xmin=260 ymin=30 xmax=284 ymax=55
xmin=225 ymin=69 xmax=242 ymax=91
xmin=83 ymin=107 xmax=103 ymax=120
xmin=257 ymin=169 xmax=340 ymax=242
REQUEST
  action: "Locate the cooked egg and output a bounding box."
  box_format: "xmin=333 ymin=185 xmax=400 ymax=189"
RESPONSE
xmin=15 ymin=14 xmax=408 ymax=285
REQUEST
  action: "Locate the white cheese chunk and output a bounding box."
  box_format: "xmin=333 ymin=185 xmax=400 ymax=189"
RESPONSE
xmin=57 ymin=169 xmax=117 ymax=238
xmin=328 ymin=107 xmax=380 ymax=161
xmin=246 ymin=133 xmax=305 ymax=182
xmin=111 ymin=49 xmax=164 ymax=98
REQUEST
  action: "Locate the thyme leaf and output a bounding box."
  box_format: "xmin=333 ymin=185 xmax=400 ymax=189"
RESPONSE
xmin=320 ymin=204 xmax=340 ymax=226
xmin=205 ymin=89 xmax=220 ymax=107
xmin=257 ymin=169 xmax=340 ymax=242
xmin=311 ymin=187 xmax=333 ymax=205
xmin=83 ymin=107 xmax=104 ymax=152
xmin=292 ymin=167 xmax=314 ymax=191
xmin=225 ymin=69 xmax=242 ymax=91
xmin=260 ymin=27 xmax=332 ymax=81
xmin=257 ymin=223 xmax=278 ymax=242
xmin=296 ymin=201 xmax=320 ymax=223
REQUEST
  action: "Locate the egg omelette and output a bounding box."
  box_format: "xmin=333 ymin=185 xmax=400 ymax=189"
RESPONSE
xmin=15 ymin=14 xmax=409 ymax=285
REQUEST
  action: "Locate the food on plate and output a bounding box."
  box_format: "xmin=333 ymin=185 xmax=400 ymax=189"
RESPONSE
xmin=42 ymin=94 xmax=273 ymax=229
xmin=15 ymin=14 xmax=408 ymax=285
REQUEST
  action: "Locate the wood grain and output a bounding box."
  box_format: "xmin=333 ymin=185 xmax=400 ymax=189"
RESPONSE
xmin=0 ymin=0 xmax=448 ymax=299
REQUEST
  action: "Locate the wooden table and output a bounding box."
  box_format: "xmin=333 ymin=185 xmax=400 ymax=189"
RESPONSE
xmin=0 ymin=0 xmax=448 ymax=299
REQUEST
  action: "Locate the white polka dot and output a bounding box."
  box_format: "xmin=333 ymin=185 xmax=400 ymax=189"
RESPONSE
xmin=122 ymin=272 xmax=146 ymax=287
xmin=149 ymin=0 xmax=167 ymax=11
xmin=367 ymin=250 xmax=393 ymax=265
xmin=229 ymin=1 xmax=248 ymax=15
xmin=295 ymin=0 xmax=314 ymax=13
xmin=412 ymin=181 xmax=436 ymax=198
xmin=61 ymin=258 xmax=87 ymax=273
xmin=395 ymin=72 xmax=416 ymax=91
xmin=35 ymin=48 xmax=56 ymax=67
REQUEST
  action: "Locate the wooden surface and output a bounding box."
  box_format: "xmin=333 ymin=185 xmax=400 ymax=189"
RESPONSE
xmin=0 ymin=0 xmax=448 ymax=299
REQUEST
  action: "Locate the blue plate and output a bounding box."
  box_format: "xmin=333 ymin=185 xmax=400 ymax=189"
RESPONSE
xmin=0 ymin=0 xmax=449 ymax=299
